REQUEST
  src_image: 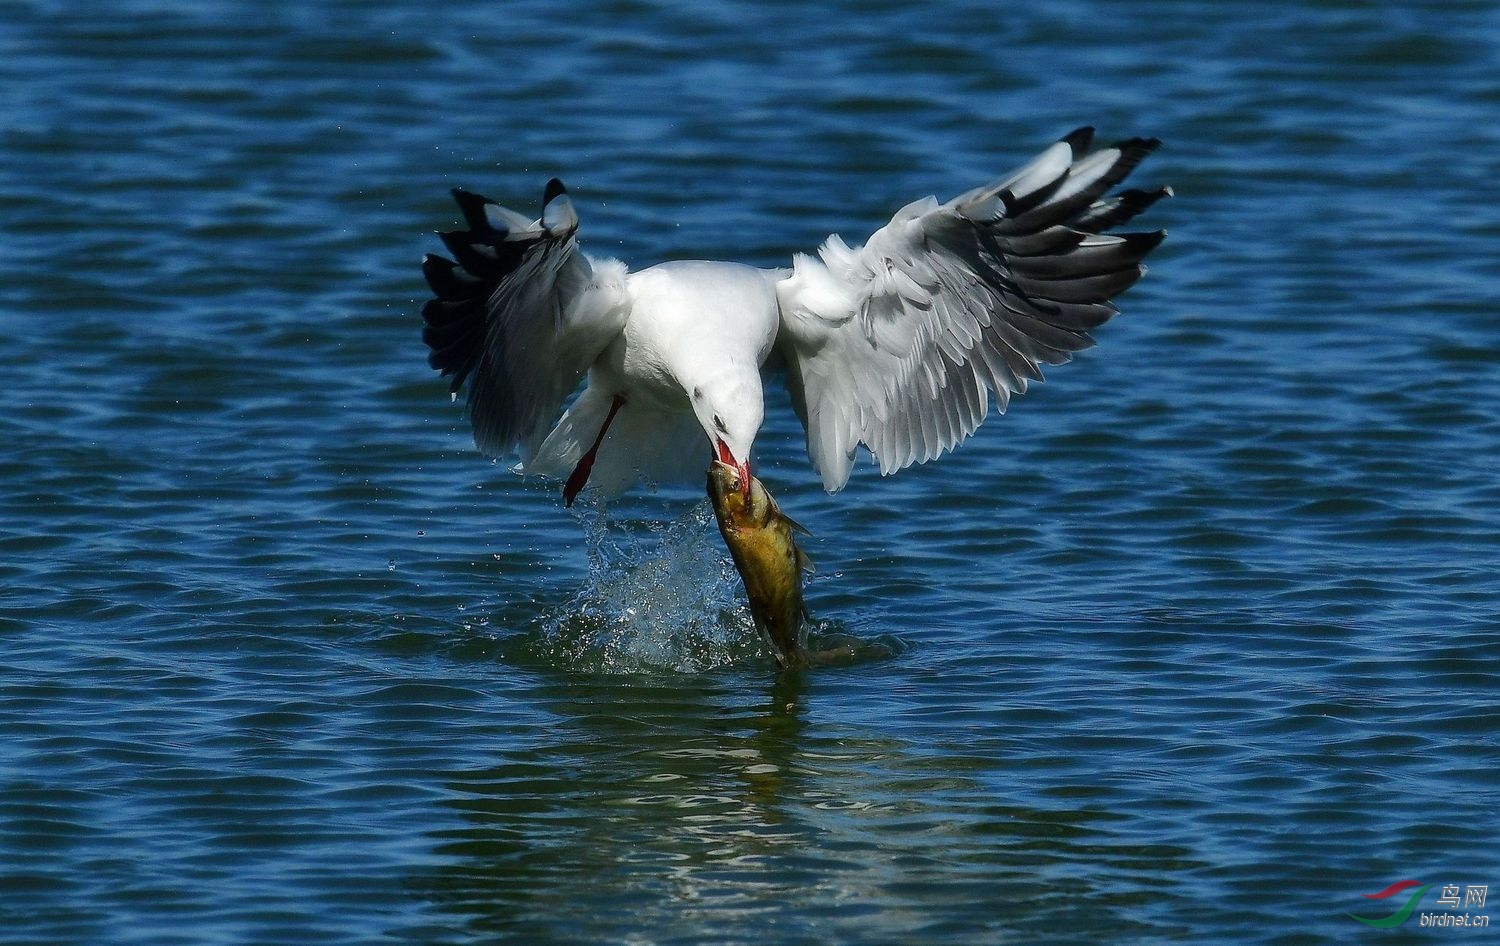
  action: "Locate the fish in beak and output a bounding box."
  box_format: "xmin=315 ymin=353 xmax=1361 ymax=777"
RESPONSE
xmin=706 ymin=461 xmax=813 ymax=669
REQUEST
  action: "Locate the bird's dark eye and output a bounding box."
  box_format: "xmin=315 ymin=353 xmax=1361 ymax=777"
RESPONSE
xmin=713 ymin=414 xmax=727 ymax=432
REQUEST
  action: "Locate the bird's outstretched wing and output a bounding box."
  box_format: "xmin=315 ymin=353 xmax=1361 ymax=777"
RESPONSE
xmin=774 ymin=128 xmax=1169 ymax=492
xmin=421 ymin=180 xmax=630 ymax=461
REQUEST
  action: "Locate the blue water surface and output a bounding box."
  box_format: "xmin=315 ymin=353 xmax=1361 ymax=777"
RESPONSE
xmin=2 ymin=1 xmax=1498 ymax=943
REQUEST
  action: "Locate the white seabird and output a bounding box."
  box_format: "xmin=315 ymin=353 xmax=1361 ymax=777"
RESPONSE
xmin=420 ymin=127 xmax=1168 ymax=503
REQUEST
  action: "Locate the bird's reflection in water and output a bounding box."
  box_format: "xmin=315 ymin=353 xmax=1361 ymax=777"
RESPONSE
xmin=406 ymin=667 xmax=1193 ymax=943
xmin=410 ymin=672 xmax=820 ymax=941
xmin=736 ymin=670 xmax=808 ymax=809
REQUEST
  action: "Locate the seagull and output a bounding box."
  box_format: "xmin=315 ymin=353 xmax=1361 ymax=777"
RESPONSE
xmin=420 ymin=128 xmax=1168 ymax=504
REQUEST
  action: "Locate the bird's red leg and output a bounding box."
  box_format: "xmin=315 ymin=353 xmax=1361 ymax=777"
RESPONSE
xmin=564 ymin=395 xmax=625 ymax=507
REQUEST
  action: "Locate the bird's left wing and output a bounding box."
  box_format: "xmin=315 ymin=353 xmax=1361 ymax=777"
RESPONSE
xmin=421 ymin=180 xmax=630 ymax=462
xmin=775 ymin=128 xmax=1169 ymax=492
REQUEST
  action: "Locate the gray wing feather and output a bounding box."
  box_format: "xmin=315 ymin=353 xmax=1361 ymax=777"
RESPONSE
xmin=776 ymin=129 xmax=1169 ymax=491
xmin=421 ymin=181 xmax=629 ymax=461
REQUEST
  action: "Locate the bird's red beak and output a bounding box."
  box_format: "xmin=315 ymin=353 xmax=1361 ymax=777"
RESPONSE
xmin=715 ymin=438 xmax=751 ymax=498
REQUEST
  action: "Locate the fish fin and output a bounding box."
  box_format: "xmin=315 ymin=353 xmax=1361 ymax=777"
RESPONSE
xmin=779 ymin=511 xmax=813 ymax=537
xmin=763 ymin=489 xmax=812 ymax=536
xmin=795 ymin=544 xmax=815 ymax=574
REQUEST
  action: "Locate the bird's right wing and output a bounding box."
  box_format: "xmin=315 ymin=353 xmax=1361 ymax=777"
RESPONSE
xmin=421 ymin=180 xmax=630 ymax=462
xmin=775 ymin=129 xmax=1168 ymax=492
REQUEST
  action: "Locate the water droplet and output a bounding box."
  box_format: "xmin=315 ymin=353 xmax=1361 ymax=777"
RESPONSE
xmin=534 ymin=502 xmax=762 ymax=672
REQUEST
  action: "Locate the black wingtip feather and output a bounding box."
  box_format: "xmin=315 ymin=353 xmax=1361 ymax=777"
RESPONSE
xmin=1072 ymin=187 xmax=1172 ymax=234
xmin=1128 ymin=229 xmax=1167 ymax=255
xmin=1062 ymin=126 xmax=1096 ymax=154
xmin=1011 ymin=266 xmax=1145 ymax=305
xmin=450 ymin=188 xmax=499 ymax=233
xmin=543 ymin=178 xmax=567 ymax=204
xmin=420 ymin=296 xmax=479 ymax=329
xmin=421 ymin=310 xmax=481 ymax=353
xmin=422 ymin=179 xmax=574 ymax=403
xmin=422 ymin=253 xmax=487 ymax=301
xmin=1006 ymin=229 xmax=1166 ymax=280
xmin=1108 ymin=137 xmax=1162 ymax=179
xmin=998 ymin=130 xmax=1103 ymax=220
xmin=996 ymin=136 xmax=1165 ymax=236
xmin=438 ymin=229 xmax=503 ymax=277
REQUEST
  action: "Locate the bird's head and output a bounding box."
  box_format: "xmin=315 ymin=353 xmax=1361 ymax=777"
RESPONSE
xmin=691 ymin=375 xmax=760 ymax=493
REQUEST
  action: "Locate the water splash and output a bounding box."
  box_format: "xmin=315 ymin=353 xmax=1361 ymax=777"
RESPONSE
xmin=534 ymin=501 xmax=768 ymax=673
